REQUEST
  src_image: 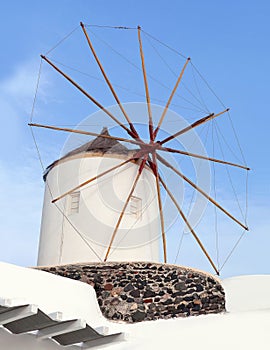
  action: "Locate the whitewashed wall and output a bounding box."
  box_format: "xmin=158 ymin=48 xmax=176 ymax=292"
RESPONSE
xmin=38 ymin=153 xmax=160 ymax=266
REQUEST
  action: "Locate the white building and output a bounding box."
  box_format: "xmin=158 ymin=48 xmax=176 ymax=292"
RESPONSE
xmin=38 ymin=128 xmax=160 ymax=266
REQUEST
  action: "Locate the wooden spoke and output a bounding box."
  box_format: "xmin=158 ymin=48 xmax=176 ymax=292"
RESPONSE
xmin=80 ymin=22 xmax=139 ymax=139
xmin=151 ymin=153 xmax=167 ymax=263
xmin=157 ymin=154 xmax=248 ymax=231
xmin=137 ymin=26 xmax=154 ymax=141
xmin=158 ymin=176 xmax=219 ymax=275
xmin=52 ymin=158 xmax=135 ymax=203
xmin=104 ymin=156 xmax=147 ymax=261
xmin=159 ymin=146 xmax=250 ymax=170
xmin=153 ymin=57 xmax=190 ymax=139
xmin=40 ymin=55 xmax=135 ymax=138
xmin=29 ymin=123 xmax=143 ymax=147
xmin=159 ymin=108 xmax=229 ymax=145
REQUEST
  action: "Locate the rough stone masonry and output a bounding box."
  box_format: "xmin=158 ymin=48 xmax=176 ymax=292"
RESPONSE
xmin=38 ymin=262 xmax=226 ymax=323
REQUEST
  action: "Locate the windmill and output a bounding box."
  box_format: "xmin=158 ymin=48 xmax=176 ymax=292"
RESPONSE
xmin=30 ymin=23 xmax=249 ymax=275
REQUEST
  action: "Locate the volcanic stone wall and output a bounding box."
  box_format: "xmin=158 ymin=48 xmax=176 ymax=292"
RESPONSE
xmin=38 ymin=262 xmax=225 ymax=323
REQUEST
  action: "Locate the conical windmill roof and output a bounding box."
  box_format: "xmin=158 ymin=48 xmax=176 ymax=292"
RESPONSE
xmin=43 ymin=127 xmax=133 ymax=181
xmin=64 ymin=127 xmax=130 ymax=157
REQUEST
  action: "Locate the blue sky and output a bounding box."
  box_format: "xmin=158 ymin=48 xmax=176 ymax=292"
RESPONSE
xmin=0 ymin=1 xmax=269 ymax=277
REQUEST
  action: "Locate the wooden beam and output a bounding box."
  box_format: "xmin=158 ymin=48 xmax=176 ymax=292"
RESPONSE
xmin=0 ymin=304 xmax=38 ymax=325
xmin=159 ymin=146 xmax=250 ymax=170
xmin=80 ymin=22 xmax=139 ymax=139
xmin=137 ymin=26 xmax=154 ymax=141
xmin=29 ymin=123 xmax=142 ymax=147
xmin=104 ymin=156 xmax=147 ymax=261
xmin=40 ymin=55 xmax=135 ymax=138
xmin=160 ymin=108 xmax=229 ymax=145
xmin=37 ymin=319 xmax=87 ymax=339
xmin=153 ymin=57 xmax=190 ymax=139
xmin=152 ymin=153 xmax=167 ymax=262
xmin=159 ymin=176 xmax=219 ymax=275
xmin=52 ymin=158 xmax=135 ymax=203
xmin=157 ymin=154 xmax=248 ymax=231
xmin=81 ymin=333 xmax=125 ymax=349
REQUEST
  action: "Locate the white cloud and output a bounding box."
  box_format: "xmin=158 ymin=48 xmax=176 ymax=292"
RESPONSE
xmin=0 ymin=59 xmax=50 ymax=113
xmin=0 ymin=156 xmax=43 ymax=266
xmin=0 ymin=59 xmax=49 ymax=266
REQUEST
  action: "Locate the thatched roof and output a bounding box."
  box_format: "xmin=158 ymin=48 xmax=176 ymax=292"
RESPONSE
xmin=43 ymin=127 xmax=133 ymax=181
xmin=64 ymin=127 xmax=130 ymax=157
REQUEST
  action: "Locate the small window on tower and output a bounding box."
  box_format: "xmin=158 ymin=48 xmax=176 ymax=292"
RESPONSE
xmin=129 ymin=196 xmax=142 ymax=219
xmin=68 ymin=191 xmax=80 ymax=215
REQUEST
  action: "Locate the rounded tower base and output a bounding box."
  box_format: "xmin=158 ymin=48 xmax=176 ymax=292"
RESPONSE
xmin=37 ymin=262 xmax=225 ymax=323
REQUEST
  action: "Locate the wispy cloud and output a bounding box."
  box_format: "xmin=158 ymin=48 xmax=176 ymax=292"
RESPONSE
xmin=0 ymin=158 xmax=43 ymax=266
xmin=0 ymin=59 xmax=50 ymax=112
xmin=0 ymin=59 xmax=48 ymax=266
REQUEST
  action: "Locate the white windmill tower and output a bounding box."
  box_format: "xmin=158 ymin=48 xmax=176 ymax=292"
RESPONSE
xmin=37 ymin=127 xmax=160 ymax=266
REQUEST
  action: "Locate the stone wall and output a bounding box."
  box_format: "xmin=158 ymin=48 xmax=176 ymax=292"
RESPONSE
xmin=38 ymin=262 xmax=225 ymax=323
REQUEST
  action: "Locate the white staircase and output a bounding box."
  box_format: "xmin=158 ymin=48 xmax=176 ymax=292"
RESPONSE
xmin=0 ymin=298 xmax=124 ymax=349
